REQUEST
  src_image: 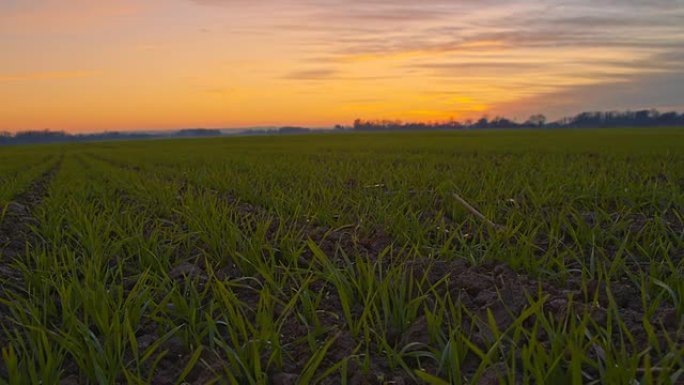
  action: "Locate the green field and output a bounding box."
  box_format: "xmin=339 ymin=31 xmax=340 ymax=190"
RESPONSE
xmin=1 ymin=129 xmax=683 ymax=384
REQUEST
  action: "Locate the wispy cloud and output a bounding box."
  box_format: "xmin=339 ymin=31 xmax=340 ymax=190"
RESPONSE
xmin=161 ymin=0 xmax=684 ymax=119
xmin=284 ymin=68 xmax=340 ymax=80
xmin=279 ymin=0 xmax=683 ymax=116
xmin=0 ymin=71 xmax=95 ymax=82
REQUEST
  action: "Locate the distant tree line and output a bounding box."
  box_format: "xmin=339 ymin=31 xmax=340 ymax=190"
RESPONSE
xmin=346 ymin=109 xmax=684 ymax=131
xmin=554 ymin=109 xmax=684 ymax=128
xmin=238 ymin=126 xmax=312 ymax=136
xmin=0 ymin=128 xmax=221 ymax=145
xmin=2 ymin=109 xmax=682 ymax=145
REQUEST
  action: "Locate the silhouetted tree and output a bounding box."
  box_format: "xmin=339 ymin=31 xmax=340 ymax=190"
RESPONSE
xmin=0 ymin=131 xmax=11 ymax=144
xmin=525 ymin=114 xmax=546 ymax=127
xmin=177 ymin=129 xmax=221 ymax=137
xmin=474 ymin=117 xmax=489 ymax=129
xmin=490 ymin=117 xmax=517 ymax=128
xmin=278 ymin=126 xmax=310 ymax=134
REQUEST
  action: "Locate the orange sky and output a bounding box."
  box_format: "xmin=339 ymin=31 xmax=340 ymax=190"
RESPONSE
xmin=1 ymin=0 xmax=683 ymax=132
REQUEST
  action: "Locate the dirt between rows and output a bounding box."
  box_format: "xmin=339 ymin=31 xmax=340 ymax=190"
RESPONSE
xmin=0 ymin=159 xmax=62 ymax=373
xmin=0 ymin=158 xmax=62 ymax=269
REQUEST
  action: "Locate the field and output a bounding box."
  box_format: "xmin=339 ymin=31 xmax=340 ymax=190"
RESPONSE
xmin=0 ymin=129 xmax=683 ymax=384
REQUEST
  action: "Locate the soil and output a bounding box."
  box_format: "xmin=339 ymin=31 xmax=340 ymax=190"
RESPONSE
xmin=0 ymin=159 xmax=62 ymax=375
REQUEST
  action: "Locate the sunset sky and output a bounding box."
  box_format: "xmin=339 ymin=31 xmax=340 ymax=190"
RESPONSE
xmin=1 ymin=0 xmax=683 ymax=133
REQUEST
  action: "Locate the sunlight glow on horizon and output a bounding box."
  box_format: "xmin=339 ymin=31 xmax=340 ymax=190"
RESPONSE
xmin=1 ymin=0 xmax=683 ymax=133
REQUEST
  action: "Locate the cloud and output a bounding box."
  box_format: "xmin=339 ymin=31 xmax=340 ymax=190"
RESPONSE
xmin=204 ymin=87 xmax=234 ymax=95
xmin=491 ymin=70 xmax=684 ymax=120
xmin=0 ymin=71 xmax=95 ymax=82
xmin=279 ymin=1 xmax=683 ymax=103
xmin=283 ymin=68 xmax=340 ymax=80
xmin=187 ymin=0 xmax=683 ymax=60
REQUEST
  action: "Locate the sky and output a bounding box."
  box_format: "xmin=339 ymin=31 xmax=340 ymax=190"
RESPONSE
xmin=1 ymin=0 xmax=683 ymax=133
